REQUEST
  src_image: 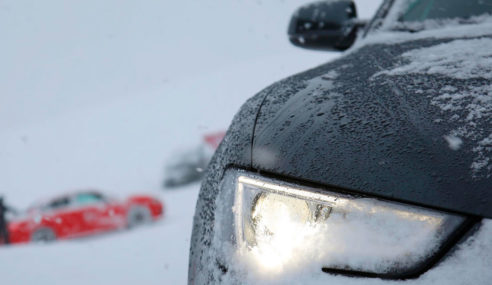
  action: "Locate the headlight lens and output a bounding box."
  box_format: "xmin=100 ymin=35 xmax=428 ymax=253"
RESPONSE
xmin=225 ymin=170 xmax=466 ymax=277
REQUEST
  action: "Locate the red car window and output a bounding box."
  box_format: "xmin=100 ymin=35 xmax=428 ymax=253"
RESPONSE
xmin=74 ymin=193 xmax=105 ymax=206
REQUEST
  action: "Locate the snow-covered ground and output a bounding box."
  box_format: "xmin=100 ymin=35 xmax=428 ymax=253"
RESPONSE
xmin=0 ymin=0 xmax=381 ymax=284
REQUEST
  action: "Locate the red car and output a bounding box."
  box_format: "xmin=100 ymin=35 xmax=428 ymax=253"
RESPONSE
xmin=6 ymin=191 xmax=163 ymax=244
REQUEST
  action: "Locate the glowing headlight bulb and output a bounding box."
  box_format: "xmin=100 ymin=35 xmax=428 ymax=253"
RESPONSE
xmin=251 ymin=193 xmax=311 ymax=237
xmin=247 ymin=193 xmax=315 ymax=271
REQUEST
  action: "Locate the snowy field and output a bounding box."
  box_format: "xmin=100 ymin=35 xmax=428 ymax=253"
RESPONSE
xmin=0 ymin=0 xmax=381 ymax=284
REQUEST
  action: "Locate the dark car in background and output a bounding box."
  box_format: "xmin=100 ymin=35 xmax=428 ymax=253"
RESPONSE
xmin=163 ymin=132 xmax=225 ymax=188
xmin=189 ymin=0 xmax=492 ymax=284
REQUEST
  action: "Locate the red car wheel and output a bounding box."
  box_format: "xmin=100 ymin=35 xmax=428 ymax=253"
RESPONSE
xmin=31 ymin=227 xmax=56 ymax=243
xmin=126 ymin=206 xmax=152 ymax=228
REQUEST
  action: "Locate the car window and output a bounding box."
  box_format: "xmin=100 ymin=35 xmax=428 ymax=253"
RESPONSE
xmin=44 ymin=196 xmax=71 ymax=211
xmin=75 ymin=192 xmax=105 ymax=206
xmin=399 ymin=0 xmax=492 ymax=22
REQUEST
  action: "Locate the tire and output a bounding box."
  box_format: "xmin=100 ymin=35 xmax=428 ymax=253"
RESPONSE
xmin=126 ymin=206 xmax=152 ymax=228
xmin=31 ymin=227 xmax=56 ymax=243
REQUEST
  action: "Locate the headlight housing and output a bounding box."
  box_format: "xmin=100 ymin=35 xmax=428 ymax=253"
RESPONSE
xmin=218 ymin=169 xmax=467 ymax=278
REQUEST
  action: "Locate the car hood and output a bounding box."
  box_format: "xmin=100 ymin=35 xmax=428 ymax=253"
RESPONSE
xmin=251 ymin=34 xmax=492 ymax=218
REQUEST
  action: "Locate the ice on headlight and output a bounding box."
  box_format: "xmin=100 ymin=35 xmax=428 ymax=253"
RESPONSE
xmin=229 ymin=172 xmax=465 ymax=277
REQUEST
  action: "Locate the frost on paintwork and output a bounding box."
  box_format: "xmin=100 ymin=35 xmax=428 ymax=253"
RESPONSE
xmin=377 ymin=39 xmax=492 ymax=178
xmin=304 ymin=70 xmax=340 ymax=98
xmin=433 ymin=85 xmax=492 ymax=176
xmin=379 ymin=39 xmax=492 ymax=80
xmin=472 ymin=133 xmax=492 ymax=175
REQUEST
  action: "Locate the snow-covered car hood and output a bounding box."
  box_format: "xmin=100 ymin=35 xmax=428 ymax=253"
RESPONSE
xmin=251 ymin=33 xmax=492 ymax=218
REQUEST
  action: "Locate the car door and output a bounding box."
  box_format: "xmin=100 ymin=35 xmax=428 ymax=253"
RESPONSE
xmin=73 ymin=192 xmax=125 ymax=233
xmin=42 ymin=196 xmax=85 ymax=238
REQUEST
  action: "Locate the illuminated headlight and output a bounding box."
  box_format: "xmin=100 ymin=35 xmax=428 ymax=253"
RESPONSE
xmin=223 ymin=170 xmax=466 ymax=277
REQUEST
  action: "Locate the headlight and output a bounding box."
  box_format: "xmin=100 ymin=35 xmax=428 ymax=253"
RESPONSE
xmin=221 ymin=170 xmax=466 ymax=277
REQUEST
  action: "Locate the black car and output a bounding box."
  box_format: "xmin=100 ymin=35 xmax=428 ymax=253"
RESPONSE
xmin=189 ymin=0 xmax=492 ymax=284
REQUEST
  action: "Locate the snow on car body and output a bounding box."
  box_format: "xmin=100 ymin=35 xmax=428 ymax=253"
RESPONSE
xmin=188 ymin=0 xmax=492 ymax=284
xmin=6 ymin=191 xmax=163 ymax=244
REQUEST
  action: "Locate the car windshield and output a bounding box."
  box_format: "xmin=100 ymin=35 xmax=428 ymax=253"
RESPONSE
xmin=399 ymin=0 xmax=492 ymax=22
xmin=381 ymin=0 xmax=492 ymax=32
xmin=75 ymin=192 xmax=105 ymax=205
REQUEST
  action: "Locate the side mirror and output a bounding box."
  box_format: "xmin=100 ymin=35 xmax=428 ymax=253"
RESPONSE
xmin=288 ymin=0 xmax=364 ymax=51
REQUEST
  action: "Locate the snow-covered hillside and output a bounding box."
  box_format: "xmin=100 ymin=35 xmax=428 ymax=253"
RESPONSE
xmin=0 ymin=0 xmax=381 ymax=284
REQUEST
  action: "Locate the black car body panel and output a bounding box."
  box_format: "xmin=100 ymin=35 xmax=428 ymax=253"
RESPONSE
xmin=189 ymin=7 xmax=492 ymax=282
xmin=251 ymin=36 xmax=492 ymax=219
xmin=189 ymin=89 xmax=269 ymax=280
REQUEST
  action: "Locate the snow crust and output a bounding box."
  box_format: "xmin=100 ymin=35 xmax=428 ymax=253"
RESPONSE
xmin=215 ymin=218 xmax=492 ymax=285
